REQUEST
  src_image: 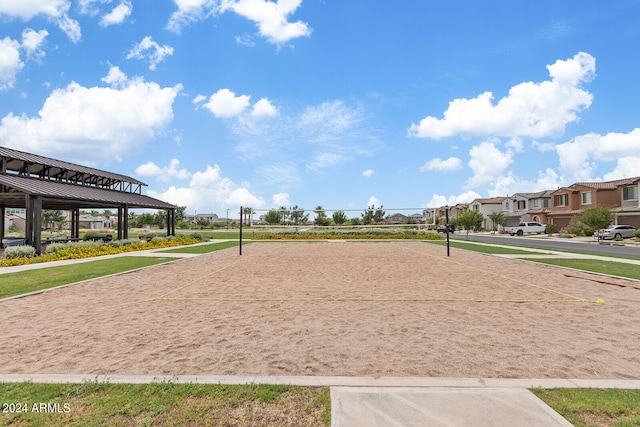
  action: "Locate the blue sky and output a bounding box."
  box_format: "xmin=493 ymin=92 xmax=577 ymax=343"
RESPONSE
xmin=1 ymin=1 xmax=639 ymax=217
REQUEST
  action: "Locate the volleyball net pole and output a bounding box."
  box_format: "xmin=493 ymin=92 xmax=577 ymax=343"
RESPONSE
xmin=239 ymin=206 xmax=243 ymax=256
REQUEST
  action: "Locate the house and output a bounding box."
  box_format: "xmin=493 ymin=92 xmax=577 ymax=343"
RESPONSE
xmin=387 ymin=213 xmax=408 ymax=223
xmin=469 ymin=197 xmax=506 ymax=230
xmin=502 ymin=190 xmax=553 ymax=226
xmin=185 ymin=213 xmax=220 ymax=225
xmin=617 ymin=177 xmax=640 ymax=227
xmin=79 ymin=214 xmax=112 ymax=230
xmin=548 ymin=177 xmax=640 ymax=229
xmin=437 ymin=203 xmax=468 ymax=225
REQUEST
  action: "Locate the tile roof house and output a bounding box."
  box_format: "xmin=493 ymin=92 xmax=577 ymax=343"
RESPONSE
xmin=548 ymin=177 xmax=640 ymax=229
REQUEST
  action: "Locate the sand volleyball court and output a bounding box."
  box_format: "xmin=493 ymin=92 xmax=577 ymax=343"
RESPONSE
xmin=1 ymin=241 xmax=639 ymax=379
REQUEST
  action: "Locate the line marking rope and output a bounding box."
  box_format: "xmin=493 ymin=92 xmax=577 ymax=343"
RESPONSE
xmin=391 ymin=242 xmax=605 ymax=304
xmin=98 ymin=241 xmax=605 ymax=310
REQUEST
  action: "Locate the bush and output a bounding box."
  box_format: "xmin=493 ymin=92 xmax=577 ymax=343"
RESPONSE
xmin=635 ymin=230 xmax=640 ymax=239
xmin=583 ymin=227 xmax=594 ymax=237
xmin=545 ymin=223 xmax=557 ymax=234
xmin=3 ymin=245 xmax=37 ymax=259
xmin=111 ymin=239 xmax=138 ymax=248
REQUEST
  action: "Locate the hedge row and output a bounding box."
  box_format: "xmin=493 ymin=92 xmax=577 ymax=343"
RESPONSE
xmin=1 ymin=234 xmax=202 ymax=267
xmin=252 ymin=230 xmax=445 ymax=240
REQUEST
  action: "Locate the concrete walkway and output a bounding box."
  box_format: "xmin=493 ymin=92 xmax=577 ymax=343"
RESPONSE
xmin=1 ymin=374 xmax=639 ymax=426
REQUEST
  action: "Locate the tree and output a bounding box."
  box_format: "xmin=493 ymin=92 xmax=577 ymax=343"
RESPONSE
xmin=488 ymin=212 xmax=507 ymax=233
xmin=196 ymin=218 xmax=210 ymax=229
xmin=42 ymin=210 xmax=66 ymax=230
xmin=289 ymin=205 xmax=308 ymax=225
xmin=332 ymin=210 xmax=348 ymax=226
xmin=264 ymin=209 xmax=282 ymax=225
xmin=175 ymin=206 xmax=187 ymax=222
xmin=578 ymin=205 xmax=614 ymax=240
xmin=278 ymin=206 xmax=290 ymax=225
xmin=243 ymin=207 xmax=254 ymax=226
xmin=314 ymin=206 xmax=330 ymax=226
xmin=455 ymin=210 xmax=484 ymax=240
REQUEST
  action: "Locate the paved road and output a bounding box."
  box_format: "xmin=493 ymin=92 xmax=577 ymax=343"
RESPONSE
xmin=449 ymin=233 xmax=640 ymax=259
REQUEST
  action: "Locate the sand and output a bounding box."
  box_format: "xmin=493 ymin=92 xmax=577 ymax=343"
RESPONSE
xmin=1 ymin=241 xmax=639 ymax=379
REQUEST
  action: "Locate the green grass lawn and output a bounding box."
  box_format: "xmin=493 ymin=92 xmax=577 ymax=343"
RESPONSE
xmin=1 ymin=381 xmax=637 ymax=426
xmin=158 ymin=240 xmax=240 ymax=254
xmin=0 ymin=257 xmax=177 ymax=299
xmin=0 ymin=381 xmax=330 ymax=427
xmin=425 ymin=239 xmax=543 ymax=255
xmin=523 ymin=258 xmax=640 ymax=280
xmin=532 ymin=388 xmax=640 ymax=427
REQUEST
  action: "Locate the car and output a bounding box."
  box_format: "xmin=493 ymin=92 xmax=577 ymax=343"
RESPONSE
xmin=596 ymin=225 xmax=637 ymax=240
xmin=437 ymin=224 xmax=455 ymax=233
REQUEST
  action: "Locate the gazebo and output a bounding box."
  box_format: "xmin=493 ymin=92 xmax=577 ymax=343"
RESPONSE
xmin=0 ymin=147 xmax=176 ymax=254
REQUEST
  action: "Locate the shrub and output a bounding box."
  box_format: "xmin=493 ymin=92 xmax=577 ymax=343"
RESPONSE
xmin=583 ymin=227 xmax=594 ymax=237
xmin=111 ymin=239 xmax=138 ymax=248
xmin=545 ymin=223 xmax=557 ymax=234
xmin=3 ymin=245 xmax=36 ymax=259
xmin=635 ymin=229 xmax=640 ymax=239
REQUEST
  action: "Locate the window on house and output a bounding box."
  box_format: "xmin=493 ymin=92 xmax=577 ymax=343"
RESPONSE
xmin=543 ymin=199 xmax=549 ymax=208
xmin=505 ymin=200 xmax=510 ymax=209
xmin=623 ymin=186 xmax=639 ymax=200
xmin=516 ymin=200 xmax=526 ymax=210
xmin=581 ymin=192 xmax=592 ymax=205
xmin=531 ymin=199 xmax=539 ymax=208
xmin=555 ymin=194 xmax=568 ymax=206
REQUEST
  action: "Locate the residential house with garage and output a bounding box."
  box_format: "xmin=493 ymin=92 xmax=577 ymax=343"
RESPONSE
xmin=548 ymin=177 xmax=640 ymax=229
xmin=468 ymin=197 xmax=506 ymax=230
xmin=502 ymin=190 xmax=553 ymax=226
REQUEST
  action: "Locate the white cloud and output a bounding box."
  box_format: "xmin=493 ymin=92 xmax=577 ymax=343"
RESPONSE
xmin=192 ymin=94 xmax=207 ymax=104
xmin=135 ymin=159 xmax=191 ymax=182
xmin=307 ymin=152 xmax=349 ymax=170
xmin=300 ymin=100 xmax=360 ymax=134
xmin=0 ymin=0 xmax=80 ymax=42
xmin=220 ymin=0 xmax=311 ymax=45
xmin=367 ymin=196 xmax=381 ymax=208
xmin=427 ymin=191 xmax=481 ymax=208
xmin=166 ymin=0 xmax=218 ymax=34
xmin=0 ymin=0 xmax=70 ymax=20
xmin=202 ymin=88 xmax=251 ymax=118
xmin=0 ymin=37 xmax=23 ymax=91
xmin=556 ymin=128 xmax=640 ymax=182
xmin=419 ymin=157 xmax=462 ymax=172
xmin=126 ymin=36 xmax=174 ymax=71
xmin=466 ymin=139 xmax=513 ymax=188
xmin=251 ymin=97 xmax=278 ymax=117
xmin=0 ymin=66 xmax=181 ymax=164
xmin=362 ymin=169 xmax=374 ymax=177
xmin=272 ymin=192 xmax=290 ymax=206
xmin=101 ymin=64 xmax=127 ymax=86
xmin=225 ymin=187 xmax=265 ymax=207
xmin=604 ymin=157 xmax=640 ymax=181
xmin=147 ymin=164 xmax=265 ymax=212
xmin=56 ymin=14 xmax=82 ymax=43
xmin=409 ymin=52 xmax=595 ymax=139
xmin=100 ymin=0 xmax=132 ymax=26
xmin=21 ymin=28 xmax=48 ymax=60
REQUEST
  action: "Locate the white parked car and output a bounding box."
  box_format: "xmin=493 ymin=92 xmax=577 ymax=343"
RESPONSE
xmin=596 ymin=225 xmax=637 ymax=240
xmin=504 ymin=222 xmax=546 ymax=236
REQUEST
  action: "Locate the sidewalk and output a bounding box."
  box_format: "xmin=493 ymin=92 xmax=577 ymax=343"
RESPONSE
xmin=1 ymin=374 xmax=638 ymax=426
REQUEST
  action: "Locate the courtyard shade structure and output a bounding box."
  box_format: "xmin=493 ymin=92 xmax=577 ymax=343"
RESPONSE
xmin=0 ymin=147 xmax=176 ymax=254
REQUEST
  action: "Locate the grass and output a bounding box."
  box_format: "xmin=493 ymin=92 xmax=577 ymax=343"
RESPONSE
xmin=158 ymin=240 xmax=240 ymax=254
xmin=425 ymin=239 xmax=542 ymax=254
xmin=0 ymin=381 xmax=331 ymax=426
xmin=523 ymin=258 xmax=640 ymax=280
xmin=531 ymin=388 xmax=640 ymax=427
xmin=0 ymin=257 xmax=177 ymax=299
